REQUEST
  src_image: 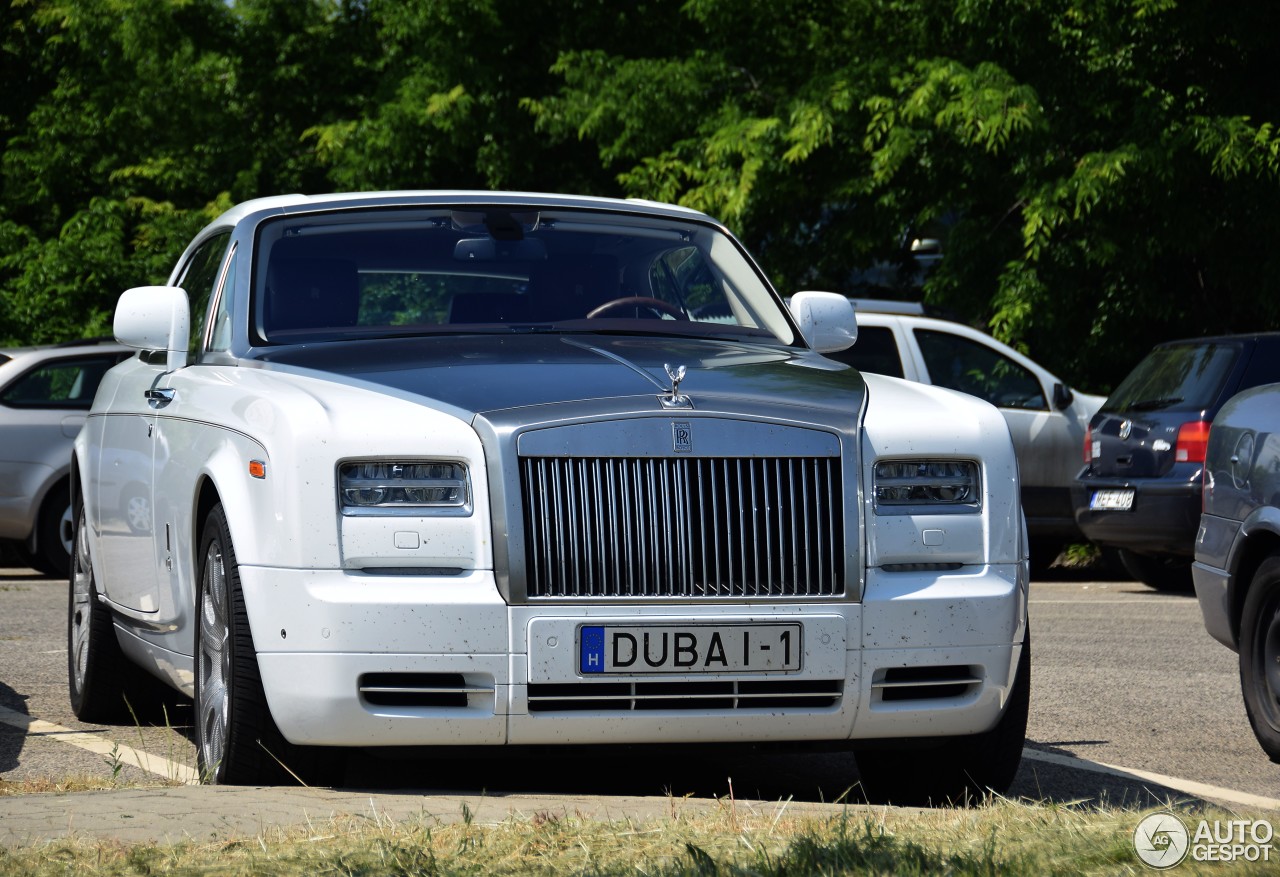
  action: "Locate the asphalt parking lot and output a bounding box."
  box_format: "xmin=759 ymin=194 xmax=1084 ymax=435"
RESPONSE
xmin=2 ymin=558 xmax=1277 ymax=842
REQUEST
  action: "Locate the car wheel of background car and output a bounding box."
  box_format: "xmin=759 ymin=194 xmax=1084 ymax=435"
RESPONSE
xmin=1117 ymin=549 xmax=1193 ymax=592
xmin=195 ymin=504 xmax=342 ymax=786
xmin=68 ymin=498 xmax=143 ymax=723
xmin=854 ymin=632 xmax=1030 ymax=806
xmin=1238 ymin=554 xmax=1280 ymax=763
xmin=121 ymin=484 xmax=151 ymax=534
xmin=33 ymin=482 xmax=72 ymax=578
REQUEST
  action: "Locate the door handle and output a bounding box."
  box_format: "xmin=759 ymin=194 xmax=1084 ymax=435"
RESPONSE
xmin=145 ymin=387 xmax=175 ymax=408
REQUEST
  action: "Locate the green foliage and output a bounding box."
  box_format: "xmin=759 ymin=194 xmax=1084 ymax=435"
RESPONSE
xmin=530 ymin=0 xmax=1280 ymax=390
xmin=1 ymin=0 xmax=1278 ymax=391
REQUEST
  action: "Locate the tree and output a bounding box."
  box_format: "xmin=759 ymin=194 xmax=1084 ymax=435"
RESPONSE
xmin=528 ymin=0 xmax=1280 ymax=390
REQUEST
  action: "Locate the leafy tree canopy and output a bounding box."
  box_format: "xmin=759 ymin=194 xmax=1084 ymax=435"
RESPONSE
xmin=2 ymin=0 xmax=1278 ymax=391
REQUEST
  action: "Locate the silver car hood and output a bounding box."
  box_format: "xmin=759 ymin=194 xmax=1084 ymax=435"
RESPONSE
xmin=253 ymin=333 xmax=866 ymax=419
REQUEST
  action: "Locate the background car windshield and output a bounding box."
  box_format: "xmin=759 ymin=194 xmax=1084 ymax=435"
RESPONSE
xmin=1102 ymin=342 xmax=1239 ymax=412
xmin=252 ymin=208 xmax=791 ymax=344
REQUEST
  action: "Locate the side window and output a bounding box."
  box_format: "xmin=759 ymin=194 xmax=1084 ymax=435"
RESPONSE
xmin=176 ymin=232 xmax=232 ymax=355
xmin=207 ymin=245 xmax=238 ymax=352
xmin=915 ymin=328 xmax=1047 ymax=410
xmin=0 ymin=354 xmax=125 ymax=409
xmin=824 ymin=325 xmax=906 ymax=378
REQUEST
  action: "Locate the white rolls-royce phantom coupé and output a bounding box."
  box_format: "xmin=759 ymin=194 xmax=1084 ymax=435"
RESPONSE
xmin=68 ymin=191 xmax=1029 ymax=804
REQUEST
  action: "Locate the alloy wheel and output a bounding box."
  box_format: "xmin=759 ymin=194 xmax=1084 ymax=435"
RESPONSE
xmin=197 ymin=540 xmax=231 ymax=777
xmin=69 ymin=511 xmax=93 ymax=692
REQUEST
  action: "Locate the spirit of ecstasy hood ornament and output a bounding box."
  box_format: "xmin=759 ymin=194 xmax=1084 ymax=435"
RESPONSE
xmin=661 ymin=363 xmax=692 ymax=409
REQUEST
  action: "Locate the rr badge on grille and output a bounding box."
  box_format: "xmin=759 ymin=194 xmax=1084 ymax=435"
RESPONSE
xmin=673 ymin=421 xmax=692 ymax=453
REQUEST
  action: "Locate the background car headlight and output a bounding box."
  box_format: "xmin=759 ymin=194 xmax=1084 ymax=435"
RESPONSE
xmin=339 ymin=461 xmax=470 ymax=515
xmin=874 ymin=460 xmax=980 ymax=509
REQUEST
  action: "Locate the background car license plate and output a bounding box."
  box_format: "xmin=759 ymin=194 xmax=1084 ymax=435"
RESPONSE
xmin=1090 ymin=489 xmax=1135 ymax=511
xmin=579 ymin=624 xmax=801 ymax=674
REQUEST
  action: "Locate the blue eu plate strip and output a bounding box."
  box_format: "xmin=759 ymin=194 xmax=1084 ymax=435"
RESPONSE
xmin=580 ymin=625 xmax=605 ymax=674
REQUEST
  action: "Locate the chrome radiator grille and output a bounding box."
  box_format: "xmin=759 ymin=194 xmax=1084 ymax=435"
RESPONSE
xmin=520 ymin=456 xmax=844 ymax=599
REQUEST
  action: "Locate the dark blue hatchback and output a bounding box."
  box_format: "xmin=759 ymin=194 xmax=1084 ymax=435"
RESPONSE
xmin=1074 ymin=333 xmax=1280 ymax=590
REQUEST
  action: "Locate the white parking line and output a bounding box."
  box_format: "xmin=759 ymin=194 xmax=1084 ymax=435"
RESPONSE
xmin=1028 ymin=599 xmax=1193 ymax=604
xmin=0 ymin=704 xmax=198 ymax=784
xmin=1023 ymin=747 xmax=1280 ymax=811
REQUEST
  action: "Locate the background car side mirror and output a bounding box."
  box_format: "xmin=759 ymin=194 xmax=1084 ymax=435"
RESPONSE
xmin=114 ymin=286 xmax=190 ymax=372
xmin=1052 ymin=381 xmax=1074 ymax=410
xmin=790 ymin=291 xmax=858 ymax=353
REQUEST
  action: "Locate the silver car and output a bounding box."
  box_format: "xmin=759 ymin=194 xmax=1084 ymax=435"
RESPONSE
xmin=0 ymin=340 xmax=133 ymax=575
xmin=1193 ymin=381 xmax=1280 ymax=761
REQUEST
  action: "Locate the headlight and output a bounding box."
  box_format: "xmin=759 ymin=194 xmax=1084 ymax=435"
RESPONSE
xmin=339 ymin=461 xmax=471 ymax=515
xmin=873 ymin=460 xmax=980 ymax=511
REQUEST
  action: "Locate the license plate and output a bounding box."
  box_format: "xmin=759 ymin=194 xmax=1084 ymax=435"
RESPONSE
xmin=1090 ymin=489 xmax=1135 ymax=511
xmin=579 ymin=624 xmax=801 ymax=674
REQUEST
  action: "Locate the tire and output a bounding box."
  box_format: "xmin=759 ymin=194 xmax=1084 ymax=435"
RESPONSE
xmin=34 ymin=482 xmax=73 ymax=578
xmin=194 ymin=504 xmax=342 ymax=786
xmin=855 ymin=632 xmax=1030 ymax=806
xmin=1238 ymin=555 xmax=1280 ymax=762
xmin=68 ymin=498 xmax=141 ymax=723
xmin=1118 ymin=549 xmax=1193 ymax=592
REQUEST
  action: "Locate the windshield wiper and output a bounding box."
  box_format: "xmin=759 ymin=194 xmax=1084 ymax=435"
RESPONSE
xmin=1127 ymin=396 xmax=1184 ymax=411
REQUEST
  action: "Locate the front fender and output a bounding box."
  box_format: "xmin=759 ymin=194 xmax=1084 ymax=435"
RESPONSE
xmin=1226 ymin=506 xmax=1280 ymax=643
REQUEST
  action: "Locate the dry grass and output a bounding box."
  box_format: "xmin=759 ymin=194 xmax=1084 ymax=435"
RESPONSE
xmin=0 ymin=776 xmax=149 ymax=797
xmin=1 ymin=796 xmax=1275 ymax=875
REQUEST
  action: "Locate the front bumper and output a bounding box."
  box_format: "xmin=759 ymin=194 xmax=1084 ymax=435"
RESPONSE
xmin=1072 ymin=473 xmax=1202 ymax=555
xmin=240 ymin=563 xmax=1026 ymax=748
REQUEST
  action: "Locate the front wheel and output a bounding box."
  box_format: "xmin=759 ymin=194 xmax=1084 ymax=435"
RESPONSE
xmin=194 ymin=504 xmax=342 ymax=785
xmin=1239 ymin=555 xmax=1280 ymax=762
xmin=854 ymin=633 xmax=1030 ymax=806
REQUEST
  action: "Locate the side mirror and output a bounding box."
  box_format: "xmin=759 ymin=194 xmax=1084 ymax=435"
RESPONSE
xmin=1052 ymin=382 xmax=1074 ymax=411
xmin=114 ymin=286 xmax=190 ymax=372
xmin=790 ymin=291 xmax=858 ymax=353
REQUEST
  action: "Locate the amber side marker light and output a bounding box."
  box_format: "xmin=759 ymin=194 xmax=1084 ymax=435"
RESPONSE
xmin=249 ymin=460 xmax=267 ymax=479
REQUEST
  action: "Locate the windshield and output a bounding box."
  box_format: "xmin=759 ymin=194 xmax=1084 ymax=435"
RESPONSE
xmin=251 ymin=207 xmax=794 ymax=346
xmin=1102 ymin=342 xmax=1240 ymax=413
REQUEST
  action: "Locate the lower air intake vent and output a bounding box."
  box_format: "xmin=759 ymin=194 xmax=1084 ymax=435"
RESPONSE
xmin=528 ymin=679 xmax=842 ymax=712
xmin=359 ymin=673 xmax=493 ymax=709
xmin=872 ymin=666 xmax=980 ymax=702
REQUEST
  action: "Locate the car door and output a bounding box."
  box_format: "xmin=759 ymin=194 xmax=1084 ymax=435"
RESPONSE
xmin=93 ymin=352 xmax=166 ymax=611
xmin=145 ymin=233 xmax=234 ymax=621
xmin=912 ymin=325 xmax=1091 ymax=525
xmin=95 ymin=234 xmax=232 ymax=616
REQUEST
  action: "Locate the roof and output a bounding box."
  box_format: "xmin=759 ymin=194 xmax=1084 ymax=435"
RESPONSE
xmin=208 ymin=191 xmax=713 ymax=233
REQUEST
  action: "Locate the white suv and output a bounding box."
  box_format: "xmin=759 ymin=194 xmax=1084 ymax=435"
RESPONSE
xmin=826 ymin=300 xmax=1104 ymax=561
